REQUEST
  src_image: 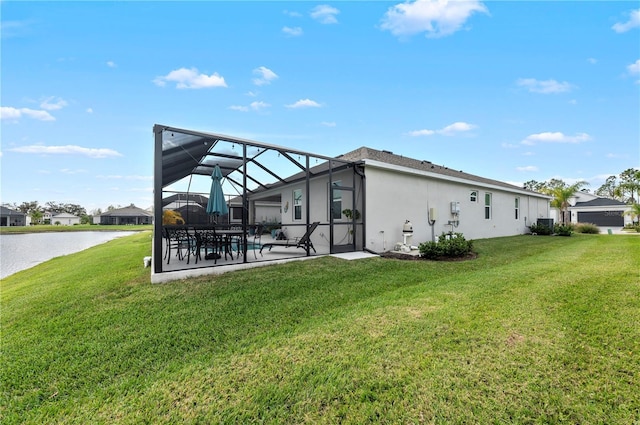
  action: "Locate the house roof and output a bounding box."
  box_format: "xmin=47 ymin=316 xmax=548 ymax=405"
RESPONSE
xmin=338 ymin=147 xmax=547 ymax=197
xmin=52 ymin=212 xmax=79 ymax=218
xmin=0 ymin=206 xmax=25 ymax=216
xmin=101 ymin=205 xmax=153 ymax=217
xmin=575 ymin=197 xmax=628 ymax=207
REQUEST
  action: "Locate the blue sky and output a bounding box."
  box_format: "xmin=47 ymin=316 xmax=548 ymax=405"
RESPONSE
xmin=1 ymin=1 xmax=638 ymax=213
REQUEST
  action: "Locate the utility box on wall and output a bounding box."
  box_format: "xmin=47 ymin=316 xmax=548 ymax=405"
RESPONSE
xmin=450 ymin=202 xmax=460 ymax=214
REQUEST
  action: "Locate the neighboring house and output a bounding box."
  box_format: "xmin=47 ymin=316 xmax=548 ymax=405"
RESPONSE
xmin=551 ymin=191 xmax=631 ymax=228
xmin=42 ymin=211 xmax=53 ymax=224
xmin=98 ymin=204 xmax=153 ymax=225
xmin=52 ymin=212 xmax=81 ymax=226
xmin=0 ymin=206 xmax=26 ymax=226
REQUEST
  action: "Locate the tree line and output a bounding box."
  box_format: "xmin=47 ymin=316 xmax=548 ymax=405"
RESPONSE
xmin=523 ymin=168 xmax=640 ymax=225
xmin=3 ymin=201 xmax=126 ymax=225
xmin=524 ymin=168 xmax=640 ymax=204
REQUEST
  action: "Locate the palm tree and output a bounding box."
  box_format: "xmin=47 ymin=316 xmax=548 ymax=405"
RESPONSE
xmin=546 ymin=181 xmax=589 ymax=225
xmin=624 ymin=203 xmax=640 ymax=225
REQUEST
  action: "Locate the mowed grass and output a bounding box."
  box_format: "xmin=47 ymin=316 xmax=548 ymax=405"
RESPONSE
xmin=2 ymin=232 xmax=639 ymax=424
xmin=0 ymin=224 xmax=152 ymax=234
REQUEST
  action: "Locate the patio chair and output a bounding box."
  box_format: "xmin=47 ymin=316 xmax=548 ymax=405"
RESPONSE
xmin=259 ymin=222 xmax=319 ymax=254
xmin=193 ymin=227 xmax=233 ymax=264
xmin=251 ymin=224 xmax=264 ymax=259
xmin=163 ymin=226 xmax=193 ymax=264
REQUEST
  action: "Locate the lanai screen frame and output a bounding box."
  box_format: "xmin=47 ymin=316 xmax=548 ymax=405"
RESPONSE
xmin=153 ymin=124 xmax=365 ymax=275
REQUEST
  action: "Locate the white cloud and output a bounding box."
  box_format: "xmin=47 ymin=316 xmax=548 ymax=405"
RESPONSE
xmin=0 ymin=106 xmax=55 ymax=121
xmin=252 ymin=66 xmax=278 ymax=86
xmin=501 ymin=142 xmax=519 ymax=149
xmin=516 ymin=78 xmax=574 ymax=94
xmin=612 ymin=8 xmax=640 ymax=33
xmin=408 ymin=121 xmax=476 ymax=137
xmin=286 ymin=99 xmax=322 ymax=108
xmin=9 ymin=144 xmax=123 ymax=158
xmin=438 ymin=121 xmax=476 ymax=135
xmin=627 ymin=59 xmax=640 ymax=75
xmin=60 ymin=168 xmax=88 ymax=175
xmin=587 ymin=57 xmax=597 ymax=64
xmin=87 ymin=108 xmax=94 ymax=114
xmin=153 ymin=67 xmax=227 ymax=89
xmin=380 ymin=0 xmax=488 ymax=39
xmin=96 ymin=174 xmax=152 ymax=180
xmin=229 ymin=105 xmax=249 ymax=112
xmin=321 ymin=121 xmax=336 ymax=127
xmin=516 ymin=165 xmax=539 ymax=172
xmin=40 ymin=96 xmax=68 ymax=111
xmin=310 ymin=5 xmax=340 ymax=24
xmin=107 ymin=60 xmax=117 ymax=68
xmin=282 ymin=26 xmax=303 ymax=37
xmin=229 ymin=101 xmax=271 ymax=112
xmin=249 ymin=101 xmax=270 ymax=111
xmin=521 ymin=132 xmax=591 ymax=146
xmin=283 ymin=10 xmax=302 ymax=18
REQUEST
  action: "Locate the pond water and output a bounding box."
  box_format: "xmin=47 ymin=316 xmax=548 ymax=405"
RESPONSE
xmin=0 ymin=231 xmax=138 ymax=279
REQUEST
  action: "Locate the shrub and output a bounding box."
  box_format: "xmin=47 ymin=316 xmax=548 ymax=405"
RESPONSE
xmin=528 ymin=223 xmax=552 ymax=235
xmin=419 ymin=232 xmax=473 ymax=259
xmin=575 ymin=222 xmax=600 ymax=234
xmin=554 ymin=223 xmax=574 ymax=236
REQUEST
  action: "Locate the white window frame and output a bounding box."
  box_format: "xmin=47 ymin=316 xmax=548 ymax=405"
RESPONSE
xmin=293 ymin=189 xmax=303 ymax=221
xmin=470 ymin=190 xmax=478 ymax=203
xmin=515 ymin=197 xmax=520 ymax=220
xmin=484 ymin=192 xmax=492 ymax=220
xmin=329 ymin=181 xmax=342 ymax=220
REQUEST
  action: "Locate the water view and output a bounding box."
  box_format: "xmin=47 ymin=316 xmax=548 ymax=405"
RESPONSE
xmin=1 ymin=231 xmax=137 ymax=279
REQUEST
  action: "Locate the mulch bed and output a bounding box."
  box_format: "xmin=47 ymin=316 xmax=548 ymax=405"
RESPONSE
xmin=380 ymin=251 xmax=478 ymax=261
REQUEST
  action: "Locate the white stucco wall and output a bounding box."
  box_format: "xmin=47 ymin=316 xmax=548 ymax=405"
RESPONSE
xmin=247 ymin=160 xmax=549 ymax=254
xmin=362 ymin=162 xmax=550 ymax=252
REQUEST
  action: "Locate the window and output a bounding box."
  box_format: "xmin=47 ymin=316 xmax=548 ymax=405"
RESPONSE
xmin=293 ymin=189 xmax=302 ymax=220
xmin=331 ymin=181 xmax=342 ymax=220
xmin=470 ymin=190 xmax=478 ymax=203
xmin=515 ymin=197 xmax=520 ymax=220
xmin=484 ymin=193 xmax=492 ymax=219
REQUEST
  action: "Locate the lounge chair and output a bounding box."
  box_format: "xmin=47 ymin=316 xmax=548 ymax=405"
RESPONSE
xmin=260 ymin=222 xmax=320 ymax=254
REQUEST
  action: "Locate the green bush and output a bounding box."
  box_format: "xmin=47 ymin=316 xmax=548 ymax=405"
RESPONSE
xmin=528 ymin=223 xmax=552 ymax=235
xmin=419 ymin=232 xmax=473 ymax=259
xmin=575 ymin=222 xmax=600 ymax=234
xmin=554 ymin=223 xmax=574 ymax=236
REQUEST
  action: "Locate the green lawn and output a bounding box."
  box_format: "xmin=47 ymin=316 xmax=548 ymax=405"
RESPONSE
xmin=2 ymin=232 xmax=639 ymax=424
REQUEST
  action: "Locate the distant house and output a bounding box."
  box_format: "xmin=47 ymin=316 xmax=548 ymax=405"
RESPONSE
xmin=52 ymin=212 xmax=81 ymax=226
xmin=0 ymin=206 xmax=26 ymax=226
xmin=551 ymin=192 xmax=631 ymax=228
xmin=97 ymin=204 xmax=153 ymax=225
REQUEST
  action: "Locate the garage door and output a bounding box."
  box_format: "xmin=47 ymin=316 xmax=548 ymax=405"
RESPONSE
xmin=577 ymin=211 xmax=624 ymax=226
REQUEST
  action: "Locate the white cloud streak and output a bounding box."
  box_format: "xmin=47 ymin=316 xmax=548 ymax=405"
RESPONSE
xmin=286 ymin=99 xmax=322 ymax=108
xmin=153 ymin=67 xmax=227 ymax=89
xmin=627 ymin=59 xmax=640 ymax=75
xmin=282 ymin=26 xmax=303 ymax=37
xmin=0 ymin=106 xmax=55 ymax=121
xmin=521 ymin=132 xmax=591 ymax=146
xmin=310 ymin=5 xmax=340 ymax=24
xmin=40 ymin=96 xmax=68 ymax=111
xmin=516 ymin=78 xmax=573 ymax=94
xmin=229 ymin=101 xmax=271 ymax=112
xmin=380 ymin=0 xmax=488 ymax=38
xmin=407 ymin=121 xmax=476 ymax=137
xmin=612 ymin=8 xmax=640 ymax=33
xmin=9 ymin=145 xmax=123 ymax=158
xmin=252 ymin=66 xmax=278 ymax=86
xmin=516 ymin=165 xmax=539 ymax=172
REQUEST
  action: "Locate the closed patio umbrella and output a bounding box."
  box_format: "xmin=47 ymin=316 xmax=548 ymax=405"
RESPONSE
xmin=206 ymin=165 xmax=228 ymax=222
